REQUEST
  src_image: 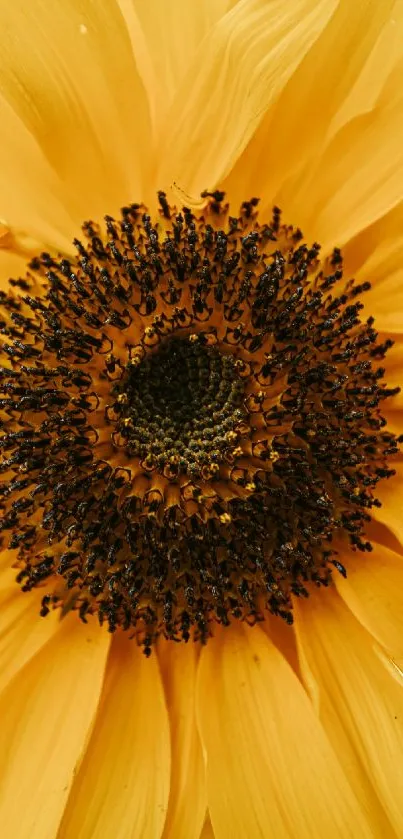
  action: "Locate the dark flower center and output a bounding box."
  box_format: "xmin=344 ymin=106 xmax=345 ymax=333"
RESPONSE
xmin=0 ymin=191 xmax=400 ymax=654
xmin=111 ymin=336 xmax=246 ymax=479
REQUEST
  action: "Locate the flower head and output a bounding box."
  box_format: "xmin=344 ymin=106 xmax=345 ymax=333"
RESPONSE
xmin=1 ymin=194 xmax=401 ymax=658
xmin=1 ymin=2 xmax=403 ymax=838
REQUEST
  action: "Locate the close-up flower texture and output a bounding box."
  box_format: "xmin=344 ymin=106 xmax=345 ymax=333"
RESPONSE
xmin=1 ymin=1 xmax=403 ymax=837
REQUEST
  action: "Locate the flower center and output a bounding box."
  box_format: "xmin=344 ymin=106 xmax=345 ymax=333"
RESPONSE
xmin=111 ymin=336 xmax=246 ymax=479
xmin=0 ymin=192 xmax=400 ymax=653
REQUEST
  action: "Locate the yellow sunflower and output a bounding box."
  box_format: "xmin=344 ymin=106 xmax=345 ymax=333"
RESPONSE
xmin=1 ymin=1 xmax=403 ymax=837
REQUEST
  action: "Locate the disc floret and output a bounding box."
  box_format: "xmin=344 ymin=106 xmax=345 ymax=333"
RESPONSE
xmin=0 ymin=193 xmax=400 ymax=653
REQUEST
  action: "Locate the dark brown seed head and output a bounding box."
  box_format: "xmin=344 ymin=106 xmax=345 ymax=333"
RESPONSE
xmin=0 ymin=192 xmax=400 ymax=653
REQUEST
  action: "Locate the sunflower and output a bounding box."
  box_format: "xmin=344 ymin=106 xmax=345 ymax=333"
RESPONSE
xmin=0 ymin=1 xmax=403 ymax=837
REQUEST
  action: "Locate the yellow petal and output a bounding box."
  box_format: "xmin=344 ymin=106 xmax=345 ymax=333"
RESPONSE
xmin=0 ymin=577 xmax=61 ymax=695
xmin=278 ymin=93 xmax=403 ymax=249
xmin=376 ymin=333 xmax=403 ymax=412
xmin=363 ymin=273 xmax=403 ymax=333
xmin=157 ymin=0 xmax=336 ymax=202
xmin=0 ymin=96 xmax=75 ymax=251
xmin=0 ymin=615 xmax=110 ymax=839
xmin=260 ymin=610 xmax=302 ymax=678
xmin=199 ymin=818 xmax=215 ymax=839
xmin=342 ymin=202 xmax=403 ymax=332
xmin=0 ymin=247 xmax=27 ymax=292
xmin=121 ymin=0 xmax=235 ymax=135
xmin=224 ymin=0 xmax=394 ymax=211
xmin=343 ymin=199 xmax=403 ymax=277
xmin=0 ymin=0 xmax=151 ymax=231
xmin=295 ymin=586 xmax=403 ymax=836
xmin=329 ymin=0 xmax=403 ymax=135
xmin=373 ymin=465 xmax=403 ymax=545
xmin=0 ymin=230 xmax=49 ymax=291
xmin=196 ymin=621 xmax=371 ymax=839
xmin=158 ymin=640 xmax=206 ymax=839
xmin=57 ymin=631 xmax=170 ymax=839
xmin=335 ymin=542 xmax=403 ymax=658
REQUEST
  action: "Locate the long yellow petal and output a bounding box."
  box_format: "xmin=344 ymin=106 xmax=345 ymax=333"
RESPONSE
xmin=335 ymin=542 xmax=403 ymax=659
xmin=0 ymin=246 xmax=28 ymax=292
xmin=0 ymin=575 xmax=61 ymax=696
xmin=373 ymin=465 xmax=403 ymax=546
xmin=343 ymin=203 xmax=403 ymax=332
xmin=278 ymin=93 xmax=403 ymax=249
xmin=158 ymin=640 xmax=207 ymax=839
xmin=0 ymin=0 xmax=151 ymax=230
xmin=157 ymin=0 xmax=336 ymax=202
xmin=260 ymin=611 xmax=302 ymax=678
xmin=0 ymin=616 xmax=110 ymax=839
xmin=196 ymin=621 xmax=371 ymax=839
xmin=224 ymin=0 xmax=394 ymax=210
xmin=295 ymin=586 xmax=403 ymax=836
xmin=364 ymin=270 xmax=403 ymax=332
xmin=199 ymin=818 xmax=215 ymax=839
xmin=57 ymin=631 xmax=170 ymax=839
xmin=0 ymin=96 xmax=75 ymax=251
xmin=120 ymin=0 xmax=235 ymax=136
xmin=331 ymin=0 xmax=403 ymax=135
xmin=343 ymin=200 xmax=403 ymax=277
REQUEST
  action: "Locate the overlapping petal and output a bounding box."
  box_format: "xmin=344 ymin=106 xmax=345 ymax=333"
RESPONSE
xmin=0 ymin=0 xmax=151 ymax=234
xmin=223 ymin=0 xmax=398 ymax=213
xmin=156 ymin=0 xmax=337 ymax=203
xmin=197 ymin=622 xmax=371 ymax=839
xmin=335 ymin=542 xmax=403 ymax=659
xmin=120 ymin=0 xmax=235 ymax=135
xmin=57 ymin=632 xmax=170 ymax=839
xmin=0 ymin=617 xmax=110 ymax=839
xmin=158 ymin=641 xmax=206 ymax=839
xmin=0 ymin=570 xmax=61 ymax=695
xmin=295 ymin=586 xmax=403 ymax=837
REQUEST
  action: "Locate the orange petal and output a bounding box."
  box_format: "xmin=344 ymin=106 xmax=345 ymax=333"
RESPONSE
xmin=158 ymin=640 xmax=207 ymax=839
xmin=0 ymin=95 xmax=75 ymax=251
xmin=373 ymin=465 xmax=403 ymax=546
xmin=260 ymin=610 xmax=302 ymax=678
xmin=279 ymin=92 xmax=403 ymax=249
xmin=376 ymin=334 xmax=403 ymax=413
xmin=0 ymin=239 xmax=31 ymax=292
xmin=121 ymin=0 xmax=235 ymax=136
xmin=335 ymin=542 xmax=403 ymax=659
xmin=343 ymin=199 xmax=403 ymax=280
xmin=330 ymin=0 xmax=403 ymax=135
xmin=294 ymin=585 xmax=403 ymax=836
xmin=0 ymin=579 xmax=61 ymax=696
xmin=158 ymin=0 xmax=336 ymax=202
xmin=224 ymin=0 xmax=393 ymax=212
xmin=57 ymin=631 xmax=170 ymax=839
xmin=0 ymin=0 xmax=151 ymax=231
xmin=199 ymin=817 xmax=215 ymax=839
xmin=196 ymin=621 xmax=371 ymax=838
xmin=362 ymin=271 xmax=403 ymax=332
xmin=0 ymin=615 xmax=110 ymax=839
